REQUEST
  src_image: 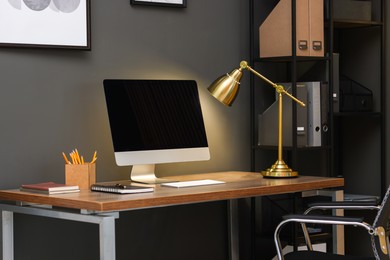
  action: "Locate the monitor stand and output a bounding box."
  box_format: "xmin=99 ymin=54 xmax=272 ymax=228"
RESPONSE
xmin=130 ymin=164 xmax=176 ymax=184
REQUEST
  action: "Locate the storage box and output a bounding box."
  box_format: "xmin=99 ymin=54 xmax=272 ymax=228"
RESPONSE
xmin=65 ymin=163 xmax=96 ymax=190
xmin=333 ymin=0 xmax=372 ymax=21
xmin=259 ymin=0 xmax=324 ymax=58
xmin=339 ymin=76 xmax=373 ymax=112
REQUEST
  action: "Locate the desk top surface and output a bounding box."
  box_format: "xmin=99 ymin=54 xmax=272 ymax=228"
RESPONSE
xmin=0 ymin=172 xmax=344 ymax=212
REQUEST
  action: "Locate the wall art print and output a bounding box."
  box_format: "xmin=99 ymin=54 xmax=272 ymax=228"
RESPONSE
xmin=130 ymin=0 xmax=187 ymax=8
xmin=0 ymin=0 xmax=91 ymax=49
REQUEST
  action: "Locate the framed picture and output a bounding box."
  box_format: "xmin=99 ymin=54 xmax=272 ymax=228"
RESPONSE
xmin=0 ymin=0 xmax=91 ymax=50
xmin=130 ymin=0 xmax=187 ymax=8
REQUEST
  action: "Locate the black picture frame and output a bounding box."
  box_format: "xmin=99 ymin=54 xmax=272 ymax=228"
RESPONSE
xmin=0 ymin=0 xmax=91 ymax=50
xmin=130 ymin=0 xmax=187 ymax=8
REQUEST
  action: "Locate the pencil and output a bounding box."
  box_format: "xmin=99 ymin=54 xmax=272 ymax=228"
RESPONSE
xmin=75 ymin=149 xmax=81 ymax=164
xmin=70 ymin=152 xmax=76 ymax=164
xmin=91 ymin=151 xmax=97 ymax=163
xmin=62 ymin=152 xmax=71 ymax=164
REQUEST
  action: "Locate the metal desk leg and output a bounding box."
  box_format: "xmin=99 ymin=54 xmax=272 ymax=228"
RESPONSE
xmin=228 ymin=199 xmax=239 ymax=260
xmin=2 ymin=210 xmax=14 ymax=260
xmin=99 ymin=215 xmax=116 ymax=260
xmin=0 ymin=204 xmax=118 ymax=260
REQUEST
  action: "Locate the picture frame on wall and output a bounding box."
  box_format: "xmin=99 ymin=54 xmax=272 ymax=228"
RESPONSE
xmin=130 ymin=0 xmax=187 ymax=8
xmin=0 ymin=0 xmax=91 ymax=50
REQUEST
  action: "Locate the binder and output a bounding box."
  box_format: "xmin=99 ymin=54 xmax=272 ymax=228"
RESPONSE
xmin=307 ymin=82 xmax=322 ymax=147
xmin=258 ymin=83 xmax=307 ymax=147
xmin=259 ymin=0 xmax=324 ymax=58
xmin=258 ymin=82 xmax=324 ymax=147
xmin=295 ymin=83 xmax=309 ymax=146
xmin=321 ymin=82 xmax=329 ymax=145
xmin=333 ymin=53 xmax=340 ymax=113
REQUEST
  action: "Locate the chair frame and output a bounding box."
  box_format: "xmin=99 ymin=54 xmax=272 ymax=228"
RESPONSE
xmin=274 ymin=200 xmax=387 ymax=260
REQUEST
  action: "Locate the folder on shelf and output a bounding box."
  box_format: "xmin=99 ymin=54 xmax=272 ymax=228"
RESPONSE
xmin=321 ymin=82 xmax=330 ymax=145
xmin=333 ymin=53 xmax=340 ymax=113
xmin=258 ymin=83 xmax=308 ymax=147
xmin=307 ymin=82 xmax=322 ymax=147
xmin=296 ymin=83 xmax=309 ymax=146
xmin=259 ymin=0 xmax=324 ymax=58
xmin=339 ymin=76 xmax=373 ymax=112
xmin=258 ymin=81 xmax=325 ymax=147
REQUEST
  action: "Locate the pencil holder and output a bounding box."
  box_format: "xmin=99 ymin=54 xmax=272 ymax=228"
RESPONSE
xmin=65 ymin=163 xmax=96 ymax=190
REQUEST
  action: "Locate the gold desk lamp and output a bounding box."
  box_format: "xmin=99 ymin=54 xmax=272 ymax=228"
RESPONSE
xmin=208 ymin=61 xmax=305 ymax=178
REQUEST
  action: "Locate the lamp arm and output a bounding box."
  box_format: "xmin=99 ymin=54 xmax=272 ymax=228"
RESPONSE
xmin=277 ymin=87 xmax=306 ymax=107
xmin=240 ymin=61 xmax=305 ymax=107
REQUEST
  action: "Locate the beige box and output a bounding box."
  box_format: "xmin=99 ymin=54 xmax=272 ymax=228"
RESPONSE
xmin=259 ymin=0 xmax=324 ymax=58
xmin=65 ymin=164 xmax=96 ymax=190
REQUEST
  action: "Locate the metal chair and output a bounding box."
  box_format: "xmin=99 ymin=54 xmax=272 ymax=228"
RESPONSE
xmin=274 ymin=186 xmax=390 ymax=260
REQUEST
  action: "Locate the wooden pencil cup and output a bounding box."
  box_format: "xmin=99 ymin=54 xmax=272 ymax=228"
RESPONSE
xmin=65 ymin=163 xmax=96 ymax=190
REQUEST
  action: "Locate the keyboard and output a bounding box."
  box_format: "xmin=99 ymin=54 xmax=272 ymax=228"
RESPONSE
xmin=161 ymin=179 xmax=225 ymax=188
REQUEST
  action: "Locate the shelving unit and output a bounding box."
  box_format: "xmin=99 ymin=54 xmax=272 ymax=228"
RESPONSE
xmin=250 ymin=0 xmax=385 ymax=197
xmin=250 ymin=0 xmax=333 ymax=180
xmin=332 ymin=0 xmax=385 ymax=197
xmin=249 ymin=0 xmax=385 ymax=257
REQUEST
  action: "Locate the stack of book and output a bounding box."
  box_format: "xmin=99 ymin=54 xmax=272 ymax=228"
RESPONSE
xmin=20 ymin=182 xmax=80 ymax=195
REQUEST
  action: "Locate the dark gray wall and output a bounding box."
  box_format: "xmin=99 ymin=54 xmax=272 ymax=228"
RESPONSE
xmin=386 ymin=0 xmax=390 ymax=188
xmin=0 ymin=0 xmax=250 ymax=186
xmin=0 ymin=1 xmax=250 ymax=259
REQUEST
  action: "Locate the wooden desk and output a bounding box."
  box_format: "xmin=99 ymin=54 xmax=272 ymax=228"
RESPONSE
xmin=0 ymin=172 xmax=344 ymax=260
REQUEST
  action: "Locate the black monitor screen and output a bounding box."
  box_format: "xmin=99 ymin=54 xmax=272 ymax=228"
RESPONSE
xmin=103 ymin=79 xmax=208 ymax=152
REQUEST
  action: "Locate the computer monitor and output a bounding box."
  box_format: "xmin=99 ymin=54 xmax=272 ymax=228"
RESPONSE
xmin=103 ymin=79 xmax=210 ymax=184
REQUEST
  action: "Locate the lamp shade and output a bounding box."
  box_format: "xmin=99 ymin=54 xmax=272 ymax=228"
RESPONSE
xmin=207 ymin=68 xmax=243 ymax=106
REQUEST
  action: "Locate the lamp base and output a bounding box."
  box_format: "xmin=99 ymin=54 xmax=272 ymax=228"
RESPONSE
xmin=261 ymin=160 xmax=298 ymax=178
